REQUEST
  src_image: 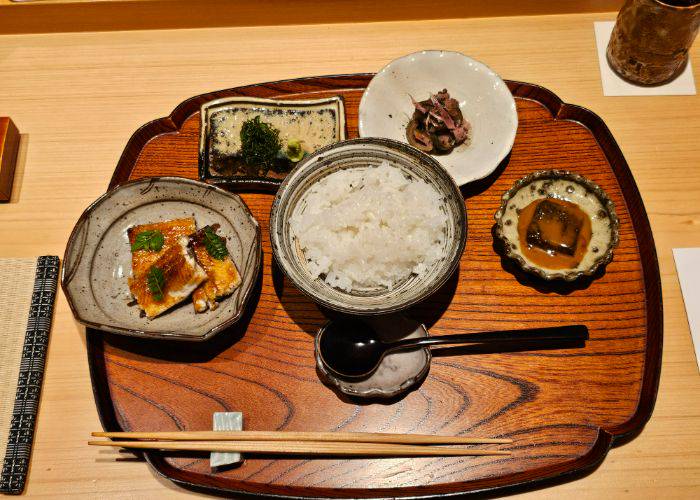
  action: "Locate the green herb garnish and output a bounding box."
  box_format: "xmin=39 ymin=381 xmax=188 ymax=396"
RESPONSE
xmin=203 ymin=227 xmax=228 ymax=260
xmin=131 ymin=230 xmax=165 ymax=252
xmin=146 ymin=266 xmax=166 ymax=301
xmin=240 ymin=116 xmax=282 ymax=175
xmin=285 ymin=139 xmax=306 ymax=162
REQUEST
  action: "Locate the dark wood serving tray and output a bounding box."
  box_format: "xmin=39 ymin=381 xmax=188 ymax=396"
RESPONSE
xmin=87 ymin=74 xmax=662 ymax=498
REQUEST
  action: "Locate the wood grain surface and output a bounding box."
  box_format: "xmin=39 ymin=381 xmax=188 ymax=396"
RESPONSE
xmin=0 ymin=0 xmax=624 ymax=35
xmin=83 ymin=75 xmax=661 ymax=497
xmin=0 ymin=12 xmax=698 ymax=499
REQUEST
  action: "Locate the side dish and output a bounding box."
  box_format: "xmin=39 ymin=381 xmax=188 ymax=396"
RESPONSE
xmin=358 ymin=50 xmax=518 ymax=186
xmin=518 ymin=198 xmax=592 ymax=269
xmin=495 ymin=170 xmax=619 ymax=280
xmin=190 ymin=225 xmax=242 ymax=313
xmin=406 ymin=89 xmax=470 ymax=154
xmin=210 ymin=112 xmax=331 ymax=176
xmin=235 ymin=116 xmax=305 ymax=176
xmin=62 ymin=177 xmax=261 ymax=340
xmin=289 ymin=161 xmax=448 ymax=292
xmin=127 ymin=219 xmax=241 ymax=318
xmin=200 ymin=96 xmax=346 ymax=182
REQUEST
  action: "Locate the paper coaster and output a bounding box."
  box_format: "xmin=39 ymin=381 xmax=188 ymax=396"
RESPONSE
xmin=594 ymin=21 xmax=696 ymax=96
xmin=673 ymin=248 xmax=700 ymax=372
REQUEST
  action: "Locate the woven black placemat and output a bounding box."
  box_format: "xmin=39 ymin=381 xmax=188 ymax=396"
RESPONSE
xmin=0 ymin=256 xmax=59 ymax=495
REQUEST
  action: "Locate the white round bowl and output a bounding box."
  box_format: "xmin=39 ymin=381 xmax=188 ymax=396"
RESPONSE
xmin=359 ymin=50 xmax=518 ymax=186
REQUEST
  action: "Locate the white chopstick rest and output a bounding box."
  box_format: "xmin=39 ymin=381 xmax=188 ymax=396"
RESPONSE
xmin=211 ymin=412 xmax=243 ymax=469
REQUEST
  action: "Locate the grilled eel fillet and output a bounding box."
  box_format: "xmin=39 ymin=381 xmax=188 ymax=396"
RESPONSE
xmin=190 ymin=225 xmax=242 ymax=313
xmin=127 ymin=218 xmax=196 ymax=277
xmin=127 ymin=218 xmax=206 ymax=318
xmin=128 ymin=236 xmax=207 ymax=318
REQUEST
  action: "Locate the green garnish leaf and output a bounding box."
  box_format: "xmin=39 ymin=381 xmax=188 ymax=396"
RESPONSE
xmin=146 ymin=266 xmax=166 ymax=301
xmin=240 ymin=116 xmax=282 ymax=174
xmin=131 ymin=230 xmax=165 ymax=252
xmin=285 ymin=139 xmax=306 ymax=162
xmin=203 ymin=227 xmax=228 ymax=260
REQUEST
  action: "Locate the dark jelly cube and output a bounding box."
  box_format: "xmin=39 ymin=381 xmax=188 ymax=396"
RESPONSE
xmin=526 ymin=199 xmax=583 ymax=256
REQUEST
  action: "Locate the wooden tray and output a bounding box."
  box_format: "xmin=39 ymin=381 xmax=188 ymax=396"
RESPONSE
xmin=87 ymin=74 xmax=662 ymax=498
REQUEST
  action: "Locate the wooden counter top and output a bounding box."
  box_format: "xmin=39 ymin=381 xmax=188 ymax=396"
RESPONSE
xmin=0 ymin=0 xmax=623 ymax=34
xmin=0 ymin=11 xmax=698 ymax=498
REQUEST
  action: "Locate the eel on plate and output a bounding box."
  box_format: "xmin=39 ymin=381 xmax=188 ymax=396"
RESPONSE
xmin=127 ymin=218 xmax=196 ymax=276
xmin=127 ymin=218 xmax=206 ymax=318
xmin=190 ymin=225 xmax=242 ymax=313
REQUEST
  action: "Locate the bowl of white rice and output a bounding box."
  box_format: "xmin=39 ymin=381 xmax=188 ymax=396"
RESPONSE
xmin=270 ymin=137 xmax=467 ymax=315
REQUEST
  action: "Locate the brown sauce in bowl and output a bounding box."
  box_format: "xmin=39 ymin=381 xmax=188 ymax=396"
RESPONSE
xmin=517 ymin=197 xmax=592 ymax=269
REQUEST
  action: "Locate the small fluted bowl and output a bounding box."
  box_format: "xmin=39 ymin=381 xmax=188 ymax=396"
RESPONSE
xmin=269 ymin=138 xmax=467 ymax=315
xmin=494 ymin=170 xmax=619 ymax=281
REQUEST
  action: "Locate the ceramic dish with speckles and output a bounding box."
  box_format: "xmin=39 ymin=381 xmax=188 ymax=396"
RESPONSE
xmin=494 ymin=170 xmax=619 ymax=281
xmin=199 ymin=96 xmax=346 ymax=189
xmin=62 ymin=177 xmax=261 ymax=341
xmin=269 ymin=137 xmax=467 ymax=316
xmin=358 ymin=50 xmax=518 ymax=186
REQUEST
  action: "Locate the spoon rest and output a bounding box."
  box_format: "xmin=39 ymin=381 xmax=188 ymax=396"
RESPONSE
xmin=314 ymin=314 xmax=430 ymax=399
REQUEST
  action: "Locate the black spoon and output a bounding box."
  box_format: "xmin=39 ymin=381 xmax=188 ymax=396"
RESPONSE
xmin=318 ymin=320 xmax=589 ymax=379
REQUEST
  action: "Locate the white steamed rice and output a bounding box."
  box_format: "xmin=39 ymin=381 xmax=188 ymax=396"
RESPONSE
xmin=289 ymin=161 xmax=448 ymax=292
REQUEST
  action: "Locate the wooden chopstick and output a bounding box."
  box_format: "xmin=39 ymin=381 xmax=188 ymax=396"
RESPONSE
xmin=88 ymin=440 xmax=511 ymax=457
xmin=91 ymin=431 xmax=511 ymax=445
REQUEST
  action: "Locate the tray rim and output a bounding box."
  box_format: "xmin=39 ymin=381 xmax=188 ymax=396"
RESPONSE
xmin=88 ymin=73 xmax=663 ymax=499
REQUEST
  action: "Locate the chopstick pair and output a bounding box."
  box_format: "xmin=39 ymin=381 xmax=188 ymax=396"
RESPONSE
xmin=89 ymin=430 xmax=512 ymax=457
